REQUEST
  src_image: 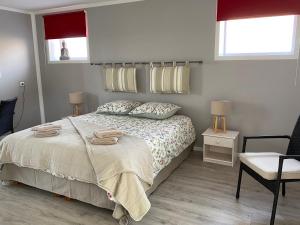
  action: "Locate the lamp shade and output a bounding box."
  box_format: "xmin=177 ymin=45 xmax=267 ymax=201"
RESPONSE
xmin=69 ymin=92 xmax=83 ymax=104
xmin=211 ymin=100 xmax=232 ymax=116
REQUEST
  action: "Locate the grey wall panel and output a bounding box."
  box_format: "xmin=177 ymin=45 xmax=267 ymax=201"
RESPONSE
xmin=0 ymin=10 xmax=40 ymax=131
xmin=36 ymin=0 xmax=300 ymax=152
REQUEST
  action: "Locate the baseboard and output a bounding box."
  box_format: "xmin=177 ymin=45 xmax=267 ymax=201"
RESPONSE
xmin=193 ymin=146 xmax=203 ymax=152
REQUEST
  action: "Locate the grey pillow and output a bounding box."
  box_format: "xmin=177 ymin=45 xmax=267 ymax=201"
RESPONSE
xmin=129 ymin=102 xmax=181 ymax=120
xmin=96 ymin=100 xmax=141 ymax=115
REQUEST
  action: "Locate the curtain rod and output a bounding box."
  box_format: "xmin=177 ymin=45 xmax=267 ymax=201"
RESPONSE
xmin=90 ymin=60 xmax=203 ymax=66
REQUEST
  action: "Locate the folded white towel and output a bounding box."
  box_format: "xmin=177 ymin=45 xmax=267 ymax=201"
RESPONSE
xmin=88 ymin=137 xmax=119 ymax=145
xmin=93 ymin=129 xmax=124 ymax=139
xmin=34 ymin=130 xmax=60 ymax=138
xmin=31 ymin=124 xmax=62 ymax=132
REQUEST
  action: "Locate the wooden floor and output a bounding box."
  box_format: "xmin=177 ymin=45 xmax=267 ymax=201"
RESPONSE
xmin=0 ymin=151 xmax=299 ymax=225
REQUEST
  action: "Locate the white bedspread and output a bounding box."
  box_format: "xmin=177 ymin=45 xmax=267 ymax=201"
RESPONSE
xmin=80 ymin=113 xmax=196 ymax=176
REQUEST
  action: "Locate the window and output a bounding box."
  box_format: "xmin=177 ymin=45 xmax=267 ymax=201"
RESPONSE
xmin=47 ymin=37 xmax=89 ymax=63
xmin=216 ymin=15 xmax=299 ymax=60
xmin=43 ymin=11 xmax=89 ymax=63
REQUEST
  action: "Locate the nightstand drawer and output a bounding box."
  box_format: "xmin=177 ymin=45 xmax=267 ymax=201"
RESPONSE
xmin=204 ymin=136 xmax=233 ymax=148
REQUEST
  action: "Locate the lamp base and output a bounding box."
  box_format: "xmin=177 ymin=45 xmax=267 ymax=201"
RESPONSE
xmin=212 ymin=115 xmax=227 ymax=133
xmin=72 ymin=104 xmax=81 ymax=117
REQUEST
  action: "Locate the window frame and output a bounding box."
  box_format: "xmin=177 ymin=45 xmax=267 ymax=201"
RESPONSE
xmin=46 ymin=37 xmax=91 ymax=64
xmin=215 ymin=16 xmax=300 ymax=61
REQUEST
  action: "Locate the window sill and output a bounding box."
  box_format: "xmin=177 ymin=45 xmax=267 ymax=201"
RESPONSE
xmin=48 ymin=60 xmax=90 ymax=64
xmin=215 ymin=54 xmax=298 ymax=61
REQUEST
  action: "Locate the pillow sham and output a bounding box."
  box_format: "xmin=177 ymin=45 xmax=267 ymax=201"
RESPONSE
xmin=129 ymin=102 xmax=181 ymax=120
xmin=96 ymin=100 xmax=141 ymax=115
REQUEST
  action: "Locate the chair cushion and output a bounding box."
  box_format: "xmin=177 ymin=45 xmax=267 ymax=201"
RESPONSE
xmin=240 ymin=152 xmax=300 ymax=180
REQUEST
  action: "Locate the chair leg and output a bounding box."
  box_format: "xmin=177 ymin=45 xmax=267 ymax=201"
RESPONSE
xmin=270 ymin=182 xmax=280 ymax=225
xmin=282 ymin=182 xmax=286 ymax=197
xmin=236 ymin=164 xmax=243 ymax=199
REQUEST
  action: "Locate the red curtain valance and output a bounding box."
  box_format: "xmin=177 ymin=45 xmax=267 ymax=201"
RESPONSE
xmin=217 ymin=0 xmax=300 ymax=21
xmin=43 ymin=11 xmax=87 ymax=40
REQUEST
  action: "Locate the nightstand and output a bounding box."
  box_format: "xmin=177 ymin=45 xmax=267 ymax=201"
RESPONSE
xmin=202 ymin=128 xmax=239 ymax=167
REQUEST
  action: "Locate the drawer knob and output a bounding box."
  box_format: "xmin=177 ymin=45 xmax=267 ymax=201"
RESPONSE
xmin=216 ymin=140 xmax=221 ymax=144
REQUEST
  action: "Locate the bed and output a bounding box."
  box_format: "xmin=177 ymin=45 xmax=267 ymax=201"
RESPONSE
xmin=0 ymin=113 xmax=196 ymax=224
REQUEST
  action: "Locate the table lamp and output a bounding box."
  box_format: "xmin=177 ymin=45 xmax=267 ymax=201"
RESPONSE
xmin=211 ymin=100 xmax=232 ymax=133
xmin=69 ymin=92 xmax=83 ymax=116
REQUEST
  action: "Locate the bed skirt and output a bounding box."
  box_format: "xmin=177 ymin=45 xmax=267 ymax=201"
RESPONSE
xmin=0 ymin=143 xmax=194 ymax=212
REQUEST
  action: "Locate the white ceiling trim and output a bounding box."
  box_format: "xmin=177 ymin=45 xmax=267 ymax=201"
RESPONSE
xmin=34 ymin=0 xmax=144 ymax=15
xmin=0 ymin=5 xmax=30 ymax=14
xmin=0 ymin=0 xmax=144 ymax=15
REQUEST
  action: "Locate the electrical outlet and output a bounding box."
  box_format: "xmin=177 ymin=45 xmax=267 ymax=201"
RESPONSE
xmin=19 ymin=81 xmax=25 ymax=87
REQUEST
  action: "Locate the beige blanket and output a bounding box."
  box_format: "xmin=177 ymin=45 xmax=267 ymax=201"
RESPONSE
xmin=0 ymin=117 xmax=154 ymax=221
xmin=69 ymin=117 xmax=153 ymax=221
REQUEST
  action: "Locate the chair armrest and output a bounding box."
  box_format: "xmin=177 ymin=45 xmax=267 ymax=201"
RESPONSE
xmin=276 ymin=155 xmax=300 ymax=180
xmin=242 ymin=135 xmax=291 ymax=153
xmin=279 ymin=155 xmax=300 ymax=160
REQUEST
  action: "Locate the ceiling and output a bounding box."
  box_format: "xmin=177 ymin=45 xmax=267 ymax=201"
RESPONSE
xmin=0 ymin=0 xmax=115 ymax=11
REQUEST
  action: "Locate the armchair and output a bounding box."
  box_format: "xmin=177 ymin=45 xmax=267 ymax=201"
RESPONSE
xmin=236 ymin=116 xmax=300 ymax=225
xmin=0 ymin=98 xmax=17 ymax=136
